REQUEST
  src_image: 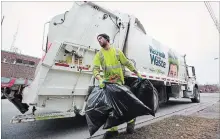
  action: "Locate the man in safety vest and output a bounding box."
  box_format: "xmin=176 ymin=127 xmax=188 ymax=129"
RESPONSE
xmin=93 ymin=33 xmax=143 ymax=139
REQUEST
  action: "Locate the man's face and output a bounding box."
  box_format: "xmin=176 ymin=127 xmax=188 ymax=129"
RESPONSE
xmin=97 ymin=36 xmax=108 ymax=48
xmin=168 ymin=64 xmax=178 ymax=78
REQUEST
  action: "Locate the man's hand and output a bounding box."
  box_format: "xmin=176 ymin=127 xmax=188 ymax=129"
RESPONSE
xmin=99 ymin=78 xmax=105 ymax=88
xmin=133 ymin=70 xmax=143 ymax=81
xmin=95 ymin=75 xmax=106 ymax=88
xmin=137 ymin=73 xmax=143 ymax=81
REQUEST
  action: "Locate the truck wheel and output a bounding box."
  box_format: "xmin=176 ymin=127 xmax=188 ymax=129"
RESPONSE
xmin=191 ymin=87 xmax=200 ymax=103
xmin=153 ymin=87 xmax=159 ymax=113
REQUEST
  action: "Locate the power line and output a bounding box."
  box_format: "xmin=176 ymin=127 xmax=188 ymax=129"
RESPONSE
xmin=207 ymin=2 xmax=219 ymax=27
xmin=204 ymin=2 xmax=220 ymax=33
xmin=208 ymin=2 xmax=220 ymax=32
xmin=206 ymin=2 xmax=220 ymax=31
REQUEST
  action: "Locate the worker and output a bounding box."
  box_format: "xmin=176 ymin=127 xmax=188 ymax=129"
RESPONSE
xmin=92 ymin=33 xmax=143 ymax=139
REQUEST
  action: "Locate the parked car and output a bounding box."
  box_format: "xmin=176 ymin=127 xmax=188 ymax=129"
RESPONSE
xmin=1 ymin=77 xmax=32 ymax=99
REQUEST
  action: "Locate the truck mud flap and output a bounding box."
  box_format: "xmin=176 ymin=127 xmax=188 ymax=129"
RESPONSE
xmin=3 ymin=88 xmax=29 ymax=114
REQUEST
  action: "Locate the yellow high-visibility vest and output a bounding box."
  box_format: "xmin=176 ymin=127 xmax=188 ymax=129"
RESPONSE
xmin=93 ymin=46 xmax=136 ymax=85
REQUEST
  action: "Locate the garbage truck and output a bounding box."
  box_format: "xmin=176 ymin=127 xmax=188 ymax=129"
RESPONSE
xmin=3 ymin=1 xmax=200 ymax=124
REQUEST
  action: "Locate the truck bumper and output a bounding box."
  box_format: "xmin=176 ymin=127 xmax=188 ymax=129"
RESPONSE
xmin=10 ymin=111 xmax=76 ymax=124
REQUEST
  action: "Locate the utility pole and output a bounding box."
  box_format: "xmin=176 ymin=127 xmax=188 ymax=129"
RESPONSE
xmin=9 ymin=21 xmax=22 ymax=78
xmin=10 ymin=22 xmax=20 ymax=53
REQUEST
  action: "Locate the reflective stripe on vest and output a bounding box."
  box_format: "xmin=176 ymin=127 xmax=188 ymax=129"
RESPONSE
xmin=123 ymin=61 xmax=130 ymax=66
xmin=115 ymin=48 xmax=119 ymax=61
xmin=99 ymin=51 xmax=106 ymax=71
xmin=93 ymin=65 xmax=100 ymax=70
xmin=105 ymin=64 xmax=121 ymax=71
xmin=99 ymin=48 xmax=121 ymax=72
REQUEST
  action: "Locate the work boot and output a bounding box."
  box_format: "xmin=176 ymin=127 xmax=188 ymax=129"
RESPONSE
xmin=103 ymin=131 xmax=119 ymax=139
xmin=126 ymin=119 xmax=136 ymax=134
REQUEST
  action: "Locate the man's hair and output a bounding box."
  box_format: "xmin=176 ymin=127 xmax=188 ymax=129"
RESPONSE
xmin=97 ymin=33 xmax=110 ymax=42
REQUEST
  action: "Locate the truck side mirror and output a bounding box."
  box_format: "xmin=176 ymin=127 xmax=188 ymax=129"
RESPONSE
xmin=192 ymin=66 xmax=196 ymax=76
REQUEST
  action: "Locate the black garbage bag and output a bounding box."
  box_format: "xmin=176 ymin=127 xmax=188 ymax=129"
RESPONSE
xmin=85 ymin=83 xmax=152 ymax=136
xmin=103 ymin=84 xmax=153 ymax=129
xmin=85 ymin=87 xmax=112 ymax=136
xmin=130 ymin=79 xmax=159 ymax=116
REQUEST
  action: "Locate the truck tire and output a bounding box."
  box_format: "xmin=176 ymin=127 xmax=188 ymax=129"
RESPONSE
xmin=191 ymin=87 xmax=200 ymax=103
xmin=153 ymin=87 xmax=159 ymax=113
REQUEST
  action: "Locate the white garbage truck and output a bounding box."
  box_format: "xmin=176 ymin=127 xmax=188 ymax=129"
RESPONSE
xmin=3 ymin=1 xmax=200 ymax=123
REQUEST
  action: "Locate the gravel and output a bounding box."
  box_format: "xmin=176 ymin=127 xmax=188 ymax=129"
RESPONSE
xmin=114 ymin=102 xmax=220 ymax=139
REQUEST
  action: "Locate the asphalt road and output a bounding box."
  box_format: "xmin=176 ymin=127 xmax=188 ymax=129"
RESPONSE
xmin=1 ymin=93 xmax=219 ymax=139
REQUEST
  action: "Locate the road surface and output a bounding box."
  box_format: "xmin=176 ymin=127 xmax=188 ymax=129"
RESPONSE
xmin=1 ymin=93 xmax=219 ymax=139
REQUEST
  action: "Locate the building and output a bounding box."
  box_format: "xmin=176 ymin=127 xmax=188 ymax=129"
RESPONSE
xmin=199 ymin=84 xmax=220 ymax=93
xmin=1 ymin=50 xmax=41 ymax=79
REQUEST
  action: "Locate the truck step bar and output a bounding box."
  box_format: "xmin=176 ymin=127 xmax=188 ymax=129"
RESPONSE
xmin=10 ymin=111 xmax=76 ymax=124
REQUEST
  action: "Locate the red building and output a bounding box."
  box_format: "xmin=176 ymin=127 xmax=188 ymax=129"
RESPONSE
xmin=1 ymin=50 xmax=40 ymax=79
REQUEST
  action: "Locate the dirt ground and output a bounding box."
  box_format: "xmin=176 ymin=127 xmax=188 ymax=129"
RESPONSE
xmin=114 ymin=102 xmax=220 ymax=139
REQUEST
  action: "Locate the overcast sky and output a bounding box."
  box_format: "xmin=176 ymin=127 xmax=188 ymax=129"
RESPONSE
xmin=1 ymin=1 xmax=219 ymax=84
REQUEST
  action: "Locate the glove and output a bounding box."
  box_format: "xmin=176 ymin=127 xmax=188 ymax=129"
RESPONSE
xmin=137 ymin=73 xmax=143 ymax=81
xmin=99 ymin=78 xmax=105 ymax=88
